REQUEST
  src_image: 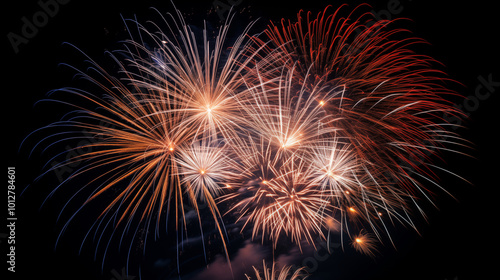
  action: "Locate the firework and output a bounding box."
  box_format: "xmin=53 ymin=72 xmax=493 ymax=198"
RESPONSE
xmin=351 ymin=230 xmax=378 ymax=257
xmin=242 ymin=4 xmax=469 ymax=244
xmin=24 ymin=3 xmax=469 ymax=279
xmin=253 ymin=3 xmax=468 ymax=187
xmin=245 ymin=260 xmax=308 ymax=280
xmin=236 ymin=64 xmax=343 ymax=152
xmin=176 ymin=140 xmax=244 ymax=200
xmin=220 ymin=65 xmax=342 ymax=248
xmin=226 ymin=150 xmax=332 ymax=249
xmin=124 ymin=7 xmax=262 ymax=142
xmin=26 ymin=5 xmax=261 ymax=271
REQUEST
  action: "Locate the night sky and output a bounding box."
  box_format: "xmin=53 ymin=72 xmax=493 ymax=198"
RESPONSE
xmin=4 ymin=1 xmax=499 ymax=280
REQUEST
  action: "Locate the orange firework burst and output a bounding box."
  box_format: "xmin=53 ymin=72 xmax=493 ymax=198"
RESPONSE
xmin=351 ymin=230 xmax=378 ymax=257
xmin=27 ymin=6 xmax=262 ymax=270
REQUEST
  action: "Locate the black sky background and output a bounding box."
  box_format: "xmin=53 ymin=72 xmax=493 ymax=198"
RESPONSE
xmin=4 ymin=0 xmax=499 ymax=280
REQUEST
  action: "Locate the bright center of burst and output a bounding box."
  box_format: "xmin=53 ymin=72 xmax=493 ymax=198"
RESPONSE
xmin=200 ymin=170 xmax=206 ymax=175
xmin=282 ymin=141 xmax=293 ymax=149
xmin=355 ymin=238 xmax=362 ymax=243
xmin=166 ymin=143 xmax=174 ymax=152
xmin=327 ymin=171 xmax=340 ymax=181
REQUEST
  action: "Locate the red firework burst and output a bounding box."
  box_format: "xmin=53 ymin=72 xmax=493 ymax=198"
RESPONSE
xmin=238 ymin=4 xmax=469 ymax=243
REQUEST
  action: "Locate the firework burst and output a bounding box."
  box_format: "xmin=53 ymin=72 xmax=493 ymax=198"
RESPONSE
xmin=225 ymin=150 xmax=332 ymax=249
xmin=124 ymin=7 xmax=262 ymax=142
xmin=351 ymin=230 xmax=378 ymax=257
xmin=25 ymin=5 xmax=262 ymax=272
xmin=243 ymin=3 xmax=470 ymax=245
xmin=236 ymin=65 xmax=344 ymax=154
xmin=252 ymin=3 xmax=468 ymax=182
xmin=176 ymin=140 xmax=244 ymax=200
xmin=245 ymin=260 xmax=308 ymax=280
